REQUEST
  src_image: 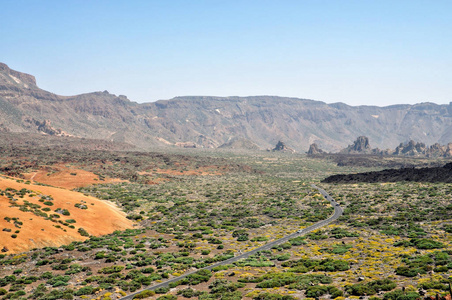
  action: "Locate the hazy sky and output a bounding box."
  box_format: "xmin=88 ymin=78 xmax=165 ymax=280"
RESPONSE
xmin=1 ymin=0 xmax=451 ymax=106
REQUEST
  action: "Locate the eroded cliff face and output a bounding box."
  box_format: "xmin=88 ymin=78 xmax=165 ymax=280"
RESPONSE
xmin=0 ymin=63 xmax=36 ymax=87
xmin=2 ymin=62 xmax=452 ymax=152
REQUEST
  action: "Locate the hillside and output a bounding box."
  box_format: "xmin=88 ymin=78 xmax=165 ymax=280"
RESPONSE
xmin=2 ymin=63 xmax=452 ymax=151
xmin=0 ymin=176 xmax=133 ymax=253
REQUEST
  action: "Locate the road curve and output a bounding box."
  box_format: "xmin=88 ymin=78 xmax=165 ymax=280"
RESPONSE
xmin=120 ymin=184 xmax=342 ymax=300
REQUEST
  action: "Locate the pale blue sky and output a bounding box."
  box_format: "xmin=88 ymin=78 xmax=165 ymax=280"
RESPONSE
xmin=1 ymin=0 xmax=451 ymax=106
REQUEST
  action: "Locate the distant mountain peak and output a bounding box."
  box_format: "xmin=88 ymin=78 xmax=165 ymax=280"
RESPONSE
xmin=0 ymin=62 xmax=36 ymax=86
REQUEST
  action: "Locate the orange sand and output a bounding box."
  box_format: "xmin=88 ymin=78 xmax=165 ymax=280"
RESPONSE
xmin=23 ymin=165 xmax=125 ymax=189
xmin=0 ymin=176 xmax=133 ymax=254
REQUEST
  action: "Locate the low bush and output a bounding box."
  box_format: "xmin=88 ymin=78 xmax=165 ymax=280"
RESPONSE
xmin=346 ymin=279 xmax=396 ymax=296
xmin=133 ymin=290 xmax=155 ymax=299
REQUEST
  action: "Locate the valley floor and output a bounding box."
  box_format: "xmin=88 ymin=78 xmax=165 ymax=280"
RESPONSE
xmin=0 ymin=148 xmax=451 ymax=300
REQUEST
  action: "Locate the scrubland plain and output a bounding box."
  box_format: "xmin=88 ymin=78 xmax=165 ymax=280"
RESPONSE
xmin=0 ymin=145 xmax=451 ymax=300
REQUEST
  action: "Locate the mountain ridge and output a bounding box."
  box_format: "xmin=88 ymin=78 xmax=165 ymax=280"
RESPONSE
xmin=1 ymin=63 xmax=452 ymax=151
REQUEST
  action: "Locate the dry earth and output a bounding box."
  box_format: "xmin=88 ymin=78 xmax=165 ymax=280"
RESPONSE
xmin=139 ymin=166 xmax=223 ymax=177
xmin=0 ymin=176 xmax=133 ymax=253
xmin=23 ymin=164 xmax=126 ymax=189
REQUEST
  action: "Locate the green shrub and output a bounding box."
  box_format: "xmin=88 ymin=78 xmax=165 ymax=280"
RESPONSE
xmin=157 ymin=295 xmax=177 ymax=300
xmin=329 ymin=227 xmax=359 ymax=239
xmin=383 ymin=289 xmax=420 ymax=300
xmin=418 ymin=280 xmax=448 ymax=290
xmin=154 ymin=287 xmax=169 ymax=294
xmin=177 ymin=288 xmax=202 ymax=298
xmin=282 ymin=258 xmax=349 ymax=272
xmin=99 ymin=265 xmax=125 ymax=274
xmin=275 ymin=253 xmax=291 ymax=261
xmin=47 ymin=275 xmax=70 ymax=287
xmin=133 ymin=290 xmax=155 ymax=299
xmin=443 ymin=224 xmax=452 ymax=233
xmin=232 ymin=229 xmax=249 ymax=241
xmin=307 ymin=230 xmax=328 ymax=240
xmin=78 ymin=228 xmax=89 ymax=237
xmin=346 ymin=279 xmax=396 ymax=296
xmin=75 ymin=286 xmax=94 ymax=296
xmin=394 ymin=238 xmax=444 ymax=249
xmin=288 ymin=236 xmax=306 ymax=246
xmin=40 ymin=272 xmax=53 ymax=279
xmin=251 ymin=236 xmax=269 ymax=242
xmin=305 ymin=285 xmax=329 ymax=298
xmin=75 ymin=203 xmax=88 ymax=209
xmin=413 ymin=238 xmax=444 ymax=249
xmin=253 ymin=292 xmax=296 ymax=300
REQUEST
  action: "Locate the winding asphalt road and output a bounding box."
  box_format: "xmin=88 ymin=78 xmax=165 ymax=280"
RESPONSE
xmin=119 ymin=184 xmax=342 ymax=299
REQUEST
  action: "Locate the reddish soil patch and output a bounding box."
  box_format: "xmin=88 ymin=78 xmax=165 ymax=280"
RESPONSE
xmin=23 ymin=164 xmax=126 ymax=189
xmin=140 ymin=166 xmax=223 ymax=177
xmin=0 ymin=176 xmax=133 ymax=254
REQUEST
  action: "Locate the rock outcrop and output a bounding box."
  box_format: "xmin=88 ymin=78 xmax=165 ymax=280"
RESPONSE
xmin=307 ymin=143 xmax=325 ymax=155
xmin=272 ymin=141 xmax=295 ymax=153
xmin=389 ymin=140 xmax=452 ymax=157
xmin=394 ymin=140 xmax=426 ymax=156
xmin=339 ymin=136 xmax=452 ymax=158
xmin=445 ymin=144 xmax=452 ymax=157
xmin=425 ymin=142 xmax=452 ymax=157
xmin=24 ymin=119 xmax=73 ymax=137
xmin=341 ymin=136 xmax=372 ymax=154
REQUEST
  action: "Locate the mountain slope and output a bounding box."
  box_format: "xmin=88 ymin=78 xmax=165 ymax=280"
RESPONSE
xmin=1 ymin=63 xmax=452 ymax=151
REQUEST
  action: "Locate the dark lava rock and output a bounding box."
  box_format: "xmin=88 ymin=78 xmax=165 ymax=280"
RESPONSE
xmin=322 ymin=163 xmax=452 ymax=183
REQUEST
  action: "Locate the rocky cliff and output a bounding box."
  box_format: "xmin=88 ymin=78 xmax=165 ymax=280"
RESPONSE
xmin=2 ymin=63 xmax=452 ymax=151
xmin=0 ymin=63 xmax=36 ymax=86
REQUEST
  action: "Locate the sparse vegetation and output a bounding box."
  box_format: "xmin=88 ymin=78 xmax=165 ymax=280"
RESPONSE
xmin=0 ymin=146 xmax=451 ymax=299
